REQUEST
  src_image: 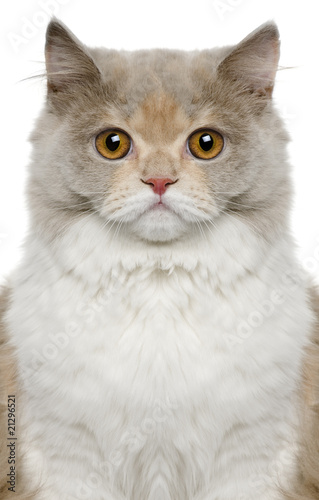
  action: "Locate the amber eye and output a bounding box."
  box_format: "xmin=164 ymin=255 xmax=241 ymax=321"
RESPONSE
xmin=95 ymin=130 xmax=131 ymax=159
xmin=188 ymin=130 xmax=224 ymax=160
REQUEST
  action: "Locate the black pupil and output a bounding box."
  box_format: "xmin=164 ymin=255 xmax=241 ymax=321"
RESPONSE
xmin=199 ymin=133 xmax=214 ymax=151
xmin=106 ymin=133 xmax=120 ymax=151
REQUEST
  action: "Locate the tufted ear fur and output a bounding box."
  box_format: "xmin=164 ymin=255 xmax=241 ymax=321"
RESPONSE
xmin=45 ymin=19 xmax=102 ymax=111
xmin=217 ymin=22 xmax=280 ymax=99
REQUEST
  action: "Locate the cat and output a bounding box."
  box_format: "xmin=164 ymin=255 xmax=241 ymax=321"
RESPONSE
xmin=0 ymin=17 xmax=319 ymax=500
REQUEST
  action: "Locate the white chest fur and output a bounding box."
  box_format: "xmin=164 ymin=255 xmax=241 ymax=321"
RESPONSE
xmin=6 ymin=216 xmax=314 ymax=500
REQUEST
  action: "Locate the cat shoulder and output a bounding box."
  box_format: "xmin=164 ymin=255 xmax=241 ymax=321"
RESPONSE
xmin=284 ymin=285 xmax=319 ymax=499
xmin=0 ymin=286 xmax=38 ymax=499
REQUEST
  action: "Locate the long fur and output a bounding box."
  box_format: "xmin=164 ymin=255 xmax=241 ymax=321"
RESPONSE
xmin=1 ymin=19 xmax=319 ymax=499
xmin=0 ymin=287 xmax=38 ymax=499
xmin=283 ymin=287 xmax=319 ymax=499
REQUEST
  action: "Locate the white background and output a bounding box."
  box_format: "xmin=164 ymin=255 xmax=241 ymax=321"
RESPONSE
xmin=1 ymin=0 xmax=318 ymax=283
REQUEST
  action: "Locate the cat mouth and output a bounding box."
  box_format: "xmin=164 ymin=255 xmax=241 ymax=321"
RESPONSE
xmin=103 ymin=192 xmax=212 ymax=228
xmin=144 ymin=197 xmax=211 ymax=225
xmin=151 ymin=201 xmax=167 ymax=209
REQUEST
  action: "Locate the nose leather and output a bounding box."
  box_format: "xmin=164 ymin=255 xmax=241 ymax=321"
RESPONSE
xmin=143 ymin=178 xmax=176 ymax=196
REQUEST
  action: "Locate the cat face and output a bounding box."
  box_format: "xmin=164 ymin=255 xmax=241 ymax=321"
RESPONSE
xmin=29 ymin=21 xmax=290 ymax=244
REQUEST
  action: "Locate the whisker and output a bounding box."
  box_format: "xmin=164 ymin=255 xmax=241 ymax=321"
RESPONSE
xmin=103 ymin=217 xmax=121 ymax=241
xmin=226 ymin=200 xmax=263 ymax=211
xmin=195 ymin=219 xmax=207 ymax=241
xmin=112 ymin=217 xmax=125 ymax=244
xmin=211 ymin=195 xmax=263 ymax=211
xmin=200 ymin=219 xmax=215 ymax=239
xmin=53 ymin=207 xmax=100 ymax=237
xmin=219 ymin=208 xmax=261 ymax=238
xmin=53 ymin=200 xmax=100 ymax=211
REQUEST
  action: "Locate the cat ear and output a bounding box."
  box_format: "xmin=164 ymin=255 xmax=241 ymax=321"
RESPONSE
xmin=45 ymin=19 xmax=101 ymax=107
xmin=217 ymin=22 xmax=280 ymax=98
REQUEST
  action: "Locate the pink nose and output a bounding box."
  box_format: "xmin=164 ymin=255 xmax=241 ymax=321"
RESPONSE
xmin=143 ymin=178 xmax=175 ymax=196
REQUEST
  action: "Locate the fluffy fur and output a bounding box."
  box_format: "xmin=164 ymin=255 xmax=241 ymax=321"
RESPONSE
xmin=0 ymin=19 xmax=319 ymax=499
xmin=282 ymin=287 xmax=319 ymax=500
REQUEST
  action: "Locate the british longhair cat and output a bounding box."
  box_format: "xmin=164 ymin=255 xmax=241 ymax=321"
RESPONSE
xmin=1 ymin=18 xmax=319 ymax=500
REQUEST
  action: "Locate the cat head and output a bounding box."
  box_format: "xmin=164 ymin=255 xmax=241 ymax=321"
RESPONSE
xmin=28 ymin=19 xmax=290 ymax=246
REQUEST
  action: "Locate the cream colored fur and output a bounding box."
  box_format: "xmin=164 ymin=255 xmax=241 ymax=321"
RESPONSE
xmin=1 ymin=19 xmax=319 ymax=500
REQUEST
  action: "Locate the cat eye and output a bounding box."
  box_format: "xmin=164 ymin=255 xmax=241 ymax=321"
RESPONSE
xmin=187 ymin=130 xmax=224 ymax=160
xmin=95 ymin=130 xmax=131 ymax=159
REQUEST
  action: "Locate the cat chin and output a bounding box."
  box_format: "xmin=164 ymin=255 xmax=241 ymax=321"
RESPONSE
xmin=129 ymin=208 xmax=189 ymax=242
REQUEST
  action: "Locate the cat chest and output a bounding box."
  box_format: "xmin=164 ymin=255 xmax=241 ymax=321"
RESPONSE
xmin=71 ymin=275 xmax=227 ymax=392
xmin=19 ymin=267 xmax=243 ymax=403
xmin=11 ymin=262 xmax=307 ymax=498
xmin=17 ymin=264 xmax=291 ymax=397
xmin=45 ymin=275 xmax=254 ymax=457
